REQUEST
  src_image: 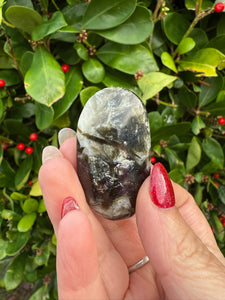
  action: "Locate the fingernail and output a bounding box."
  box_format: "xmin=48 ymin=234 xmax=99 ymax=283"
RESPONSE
xmin=149 ymin=163 xmax=175 ymax=208
xmin=61 ymin=196 xmax=80 ymax=219
xmin=58 ymin=128 xmax=76 ymax=146
xmin=42 ymin=146 xmax=62 ymax=164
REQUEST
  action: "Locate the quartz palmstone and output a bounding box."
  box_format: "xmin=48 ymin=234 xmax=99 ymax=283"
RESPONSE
xmin=77 ymin=87 xmax=151 ymax=220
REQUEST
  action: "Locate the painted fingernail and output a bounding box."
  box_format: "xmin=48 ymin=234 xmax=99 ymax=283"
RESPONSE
xmin=42 ymin=146 xmax=62 ymax=164
xmin=61 ymin=196 xmax=80 ymax=219
xmin=150 ymin=162 xmax=175 ymax=208
xmin=58 ymin=128 xmax=76 ymax=146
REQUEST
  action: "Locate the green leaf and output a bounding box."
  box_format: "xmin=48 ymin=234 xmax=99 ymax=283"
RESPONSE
xmin=211 ymin=211 xmax=225 ymax=242
xmin=202 ymin=137 xmax=224 ymax=173
xmin=5 ymin=6 xmax=42 ymax=34
xmin=217 ymin=185 xmax=225 ymax=205
xmin=53 ymin=66 xmax=83 ymax=119
xmin=29 ymin=181 xmax=42 ymax=197
xmin=191 ymin=116 xmax=206 ymax=135
xmin=199 ymin=74 xmax=223 ymax=107
xmin=207 ymin=35 xmax=225 ymax=55
xmin=165 ymin=148 xmax=185 ymax=171
xmin=178 ymin=48 xmax=225 ymax=76
xmin=15 ymin=155 xmax=33 ymax=190
xmin=74 ymin=43 xmax=89 ymax=61
xmin=0 ymin=239 xmax=7 ymax=260
xmin=152 ymin=122 xmax=191 ymax=143
xmin=204 ymin=100 xmax=225 ymax=116
xmin=186 ymin=136 xmax=201 ymax=171
xmin=169 ymin=168 xmax=184 ymax=186
xmin=0 ymin=70 xmax=21 ymax=86
xmin=194 ymin=183 xmax=204 ymax=206
xmin=10 ymin=192 xmax=27 ymax=201
xmin=20 ymin=51 xmax=34 ymax=76
xmin=137 ymin=72 xmax=176 ymax=103
xmin=185 ymin=0 xmax=212 ymax=10
xmin=6 ymin=231 xmax=30 ymax=256
xmin=24 ymin=45 xmax=65 ymax=106
xmin=4 ymin=254 xmax=25 ymax=290
xmin=97 ymin=42 xmax=158 ymax=75
xmin=34 ymin=246 xmax=50 ymax=266
xmin=102 ymin=68 xmax=140 ymax=96
xmin=82 ymin=0 xmax=136 ymax=30
xmin=177 ymin=37 xmax=196 ymax=55
xmin=82 ymin=58 xmax=105 ymax=83
xmin=17 ymin=213 xmax=37 ymax=232
xmin=22 ymin=198 xmax=39 ymax=214
xmin=0 ymin=159 xmax=15 ymax=188
xmin=62 ymin=2 xmax=88 ymax=30
xmin=1 ymin=209 xmax=20 ymax=221
xmin=37 ymin=198 xmax=46 ymax=213
xmin=28 ymin=284 xmax=49 ymax=300
xmin=162 ymin=12 xmax=190 ymax=45
xmin=35 ymin=102 xmax=54 ymax=130
xmin=161 ymin=52 xmax=177 ymax=72
xmin=32 ymin=11 xmax=67 ymax=41
xmin=148 ymin=111 xmax=163 ymax=134
xmin=56 ymin=43 xmax=80 ymax=65
xmin=95 ymin=6 xmax=153 ymax=45
xmin=80 ymin=86 xmax=101 ymax=106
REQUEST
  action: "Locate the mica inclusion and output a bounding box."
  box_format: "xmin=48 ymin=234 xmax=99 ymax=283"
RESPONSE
xmin=77 ymin=87 xmax=151 ymax=220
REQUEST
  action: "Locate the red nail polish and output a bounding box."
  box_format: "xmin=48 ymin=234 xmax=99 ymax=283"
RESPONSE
xmin=150 ymin=163 xmax=175 ymax=208
xmin=61 ymin=196 xmax=80 ymax=219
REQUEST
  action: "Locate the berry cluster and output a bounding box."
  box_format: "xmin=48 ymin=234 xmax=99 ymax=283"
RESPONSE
xmin=17 ymin=132 xmax=38 ymax=154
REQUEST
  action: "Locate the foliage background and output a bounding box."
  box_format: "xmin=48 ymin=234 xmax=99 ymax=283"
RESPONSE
xmin=0 ymin=0 xmax=225 ymax=298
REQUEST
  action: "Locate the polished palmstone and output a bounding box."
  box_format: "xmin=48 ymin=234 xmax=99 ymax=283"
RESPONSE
xmin=77 ymin=87 xmax=151 ymax=220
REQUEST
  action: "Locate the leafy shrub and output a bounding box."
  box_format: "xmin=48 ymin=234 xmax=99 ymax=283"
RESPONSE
xmin=0 ymin=0 xmax=225 ymax=298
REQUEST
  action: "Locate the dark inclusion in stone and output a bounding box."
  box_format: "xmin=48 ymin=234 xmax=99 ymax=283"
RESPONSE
xmin=77 ymin=87 xmax=151 ymax=220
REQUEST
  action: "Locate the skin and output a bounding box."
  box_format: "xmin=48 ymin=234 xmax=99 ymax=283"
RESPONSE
xmin=39 ymin=136 xmax=225 ymax=300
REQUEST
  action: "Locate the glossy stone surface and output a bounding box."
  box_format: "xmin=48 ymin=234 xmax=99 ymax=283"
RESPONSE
xmin=77 ymin=87 xmax=151 ymax=220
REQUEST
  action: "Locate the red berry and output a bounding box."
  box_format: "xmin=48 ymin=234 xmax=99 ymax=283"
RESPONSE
xmin=25 ymin=146 xmax=33 ymax=154
xmin=0 ymin=79 xmax=6 ymax=88
xmin=2 ymin=141 xmax=9 ymax=149
xmin=61 ymin=64 xmax=70 ymax=73
xmin=219 ymin=216 xmax=223 ymax=221
xmin=214 ymin=173 xmax=220 ymax=178
xmin=223 ymin=219 xmax=225 ymax=226
xmin=29 ymin=132 xmax=38 ymax=141
xmin=17 ymin=143 xmax=25 ymax=150
xmin=218 ymin=117 xmax=225 ymax=125
xmin=28 ymin=180 xmax=33 ymax=186
xmin=215 ymin=2 xmax=225 ymax=12
xmin=151 ymin=156 xmax=156 ymax=164
xmin=214 ymin=182 xmax=219 ymax=188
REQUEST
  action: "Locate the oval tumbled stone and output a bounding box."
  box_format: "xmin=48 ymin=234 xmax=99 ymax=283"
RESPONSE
xmin=77 ymin=87 xmax=151 ymax=220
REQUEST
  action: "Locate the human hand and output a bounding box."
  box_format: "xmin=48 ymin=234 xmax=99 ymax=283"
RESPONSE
xmin=39 ymin=128 xmax=225 ymax=300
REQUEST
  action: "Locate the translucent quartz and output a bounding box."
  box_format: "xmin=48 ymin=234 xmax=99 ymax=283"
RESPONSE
xmin=77 ymin=87 xmax=151 ymax=220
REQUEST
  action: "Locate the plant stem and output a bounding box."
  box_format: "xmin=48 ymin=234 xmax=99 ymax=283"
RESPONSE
xmin=5 ymin=31 xmax=24 ymax=80
xmin=51 ymin=0 xmax=60 ymax=11
xmin=173 ymin=8 xmax=214 ymax=58
xmin=153 ymin=97 xmax=177 ymax=107
xmin=2 ymin=18 xmax=15 ymax=28
xmin=152 ymin=0 xmax=164 ymax=21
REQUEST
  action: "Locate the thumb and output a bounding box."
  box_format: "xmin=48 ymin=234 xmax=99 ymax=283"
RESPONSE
xmin=57 ymin=197 xmax=107 ymax=300
xmin=136 ymin=163 xmax=225 ymax=300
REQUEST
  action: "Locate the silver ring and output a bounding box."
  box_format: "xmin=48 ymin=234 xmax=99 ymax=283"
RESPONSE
xmin=128 ymin=256 xmax=149 ymax=273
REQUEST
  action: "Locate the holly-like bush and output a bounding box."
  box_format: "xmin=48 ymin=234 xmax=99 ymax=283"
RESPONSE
xmin=0 ymin=0 xmax=225 ymax=298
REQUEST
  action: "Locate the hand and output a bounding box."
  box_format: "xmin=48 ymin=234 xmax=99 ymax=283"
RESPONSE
xmin=39 ymin=128 xmax=225 ymax=300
